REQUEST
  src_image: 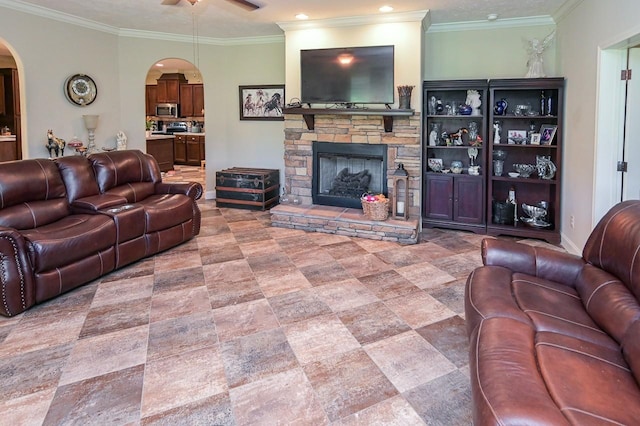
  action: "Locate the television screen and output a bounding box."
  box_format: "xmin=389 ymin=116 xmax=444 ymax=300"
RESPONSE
xmin=300 ymin=45 xmax=394 ymax=105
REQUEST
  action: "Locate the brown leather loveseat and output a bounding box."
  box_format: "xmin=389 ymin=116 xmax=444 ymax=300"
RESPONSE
xmin=465 ymin=200 xmax=640 ymax=425
xmin=0 ymin=150 xmax=202 ymax=317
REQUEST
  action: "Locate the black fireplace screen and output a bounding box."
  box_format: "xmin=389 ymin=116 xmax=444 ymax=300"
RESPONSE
xmin=312 ymin=141 xmax=387 ymax=208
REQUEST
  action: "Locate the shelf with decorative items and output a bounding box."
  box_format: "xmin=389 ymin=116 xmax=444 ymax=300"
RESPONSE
xmin=487 ymin=77 xmax=564 ymax=244
xmin=423 ymin=79 xmax=488 ymax=233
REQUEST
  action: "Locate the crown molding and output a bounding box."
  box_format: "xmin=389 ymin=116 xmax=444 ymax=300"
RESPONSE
xmin=426 ymin=15 xmax=555 ymax=33
xmin=118 ymin=29 xmax=283 ymax=46
xmin=277 ymin=10 xmax=429 ymax=32
xmin=0 ymin=0 xmax=119 ymax=35
xmin=552 ymin=0 xmax=584 ymax=23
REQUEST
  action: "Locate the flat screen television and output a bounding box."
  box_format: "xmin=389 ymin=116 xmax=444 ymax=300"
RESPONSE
xmin=300 ymin=45 xmax=394 ymax=105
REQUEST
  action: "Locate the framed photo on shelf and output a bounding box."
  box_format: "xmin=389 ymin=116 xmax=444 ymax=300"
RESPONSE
xmin=540 ymin=125 xmax=557 ymax=145
xmin=530 ymin=133 xmax=541 ymax=145
xmin=508 ymin=130 xmax=527 ymax=145
xmin=239 ymin=85 xmax=285 ymax=121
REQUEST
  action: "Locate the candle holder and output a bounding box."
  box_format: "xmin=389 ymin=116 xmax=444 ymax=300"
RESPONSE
xmin=392 ymin=163 xmax=409 ymax=220
xmin=82 ymin=114 xmax=99 ymax=153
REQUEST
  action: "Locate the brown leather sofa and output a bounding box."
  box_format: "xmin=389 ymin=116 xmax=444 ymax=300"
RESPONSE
xmin=465 ymin=200 xmax=640 ymax=425
xmin=0 ymin=150 xmax=202 ymax=317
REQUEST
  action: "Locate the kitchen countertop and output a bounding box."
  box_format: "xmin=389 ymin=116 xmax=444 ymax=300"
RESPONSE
xmin=146 ymin=134 xmax=176 ymax=140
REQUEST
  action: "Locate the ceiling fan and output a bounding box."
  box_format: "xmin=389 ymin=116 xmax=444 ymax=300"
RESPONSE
xmin=161 ymin=0 xmax=260 ymax=11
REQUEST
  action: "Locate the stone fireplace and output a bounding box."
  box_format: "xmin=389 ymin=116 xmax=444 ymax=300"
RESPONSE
xmin=313 ymin=141 xmax=387 ymax=209
xmin=271 ymin=110 xmax=422 ymax=243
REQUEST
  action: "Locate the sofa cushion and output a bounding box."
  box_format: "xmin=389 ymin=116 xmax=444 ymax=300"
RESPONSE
xmin=55 ymin=156 xmax=100 ymax=203
xmin=21 ymin=214 xmax=116 ymax=272
xmin=0 ymin=159 xmax=69 ymax=229
xmin=137 ymin=194 xmax=194 ymax=233
xmin=90 ymin=150 xmax=161 ymax=195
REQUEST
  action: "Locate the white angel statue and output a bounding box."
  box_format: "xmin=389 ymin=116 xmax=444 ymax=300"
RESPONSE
xmin=116 ymin=131 xmax=128 ymax=151
xmin=524 ymin=30 xmax=555 ymax=78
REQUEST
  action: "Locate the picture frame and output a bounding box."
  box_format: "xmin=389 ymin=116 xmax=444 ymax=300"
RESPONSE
xmin=530 ymin=133 xmax=541 ymax=145
xmin=508 ymin=130 xmax=527 ymax=145
xmin=540 ymin=124 xmax=557 ymax=145
xmin=239 ymin=85 xmax=285 ymax=121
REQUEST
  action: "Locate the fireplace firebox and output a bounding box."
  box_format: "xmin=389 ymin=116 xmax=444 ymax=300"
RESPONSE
xmin=312 ymin=141 xmax=388 ymax=208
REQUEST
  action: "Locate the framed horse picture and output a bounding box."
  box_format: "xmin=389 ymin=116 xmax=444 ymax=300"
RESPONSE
xmin=239 ymin=85 xmax=285 ymax=121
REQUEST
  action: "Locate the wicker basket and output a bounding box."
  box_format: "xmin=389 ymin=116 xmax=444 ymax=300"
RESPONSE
xmin=361 ymin=198 xmax=389 ymax=221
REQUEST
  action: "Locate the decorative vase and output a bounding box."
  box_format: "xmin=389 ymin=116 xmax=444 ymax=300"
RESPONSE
xmin=494 ymin=99 xmax=508 ymax=115
xmin=397 ymin=85 xmax=414 ymax=109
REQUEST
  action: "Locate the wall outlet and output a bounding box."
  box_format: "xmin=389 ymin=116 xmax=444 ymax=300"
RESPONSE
xmin=570 ymin=215 xmax=575 ymax=229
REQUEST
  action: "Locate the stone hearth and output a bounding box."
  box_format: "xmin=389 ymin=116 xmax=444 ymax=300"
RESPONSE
xmin=273 ymin=111 xmax=421 ymax=242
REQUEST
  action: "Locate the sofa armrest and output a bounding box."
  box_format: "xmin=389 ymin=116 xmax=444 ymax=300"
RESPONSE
xmin=155 ymin=182 xmax=203 ymax=201
xmin=482 ymin=238 xmax=584 ymax=287
xmin=70 ymin=194 xmax=128 ymax=214
xmin=0 ymin=227 xmax=35 ymax=317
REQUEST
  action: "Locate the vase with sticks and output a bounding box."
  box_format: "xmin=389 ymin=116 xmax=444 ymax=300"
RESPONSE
xmin=397 ymin=85 xmax=414 ymax=110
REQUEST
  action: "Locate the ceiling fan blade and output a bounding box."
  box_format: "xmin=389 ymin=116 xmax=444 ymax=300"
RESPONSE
xmin=161 ymin=0 xmax=181 ymax=5
xmin=226 ymin=0 xmax=260 ymax=11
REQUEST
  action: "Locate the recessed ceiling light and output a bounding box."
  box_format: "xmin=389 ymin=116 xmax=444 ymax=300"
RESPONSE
xmin=487 ymin=13 xmax=498 ymax=21
xmin=155 ymin=63 xmax=164 ymax=67
xmin=379 ymin=5 xmax=393 ymax=13
xmin=296 ymin=13 xmax=309 ymax=20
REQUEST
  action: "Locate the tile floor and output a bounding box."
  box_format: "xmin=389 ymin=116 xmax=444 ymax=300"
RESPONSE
xmin=0 ymin=165 xmax=562 ymax=425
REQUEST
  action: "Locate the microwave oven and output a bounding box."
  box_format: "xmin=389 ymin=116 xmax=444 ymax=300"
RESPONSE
xmin=156 ymin=103 xmax=179 ymax=118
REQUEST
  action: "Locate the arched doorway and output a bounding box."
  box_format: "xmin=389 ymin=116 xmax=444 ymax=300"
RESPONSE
xmin=145 ymin=58 xmax=205 ymax=187
xmin=0 ymin=41 xmax=22 ymax=162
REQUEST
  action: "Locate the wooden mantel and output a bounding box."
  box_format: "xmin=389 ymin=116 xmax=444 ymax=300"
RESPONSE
xmin=283 ymin=107 xmax=415 ymax=133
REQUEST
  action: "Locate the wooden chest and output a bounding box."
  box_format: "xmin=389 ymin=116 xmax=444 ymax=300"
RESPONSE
xmin=215 ymin=167 xmax=280 ymax=210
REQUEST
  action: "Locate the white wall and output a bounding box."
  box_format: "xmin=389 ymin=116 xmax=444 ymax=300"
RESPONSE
xmin=0 ymin=8 xmax=120 ymax=158
xmin=556 ymin=0 xmax=640 ymax=252
xmin=424 ymin=24 xmax=557 ymax=80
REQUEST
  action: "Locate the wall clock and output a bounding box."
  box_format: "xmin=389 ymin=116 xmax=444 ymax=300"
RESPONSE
xmin=64 ymin=74 xmax=97 ymax=106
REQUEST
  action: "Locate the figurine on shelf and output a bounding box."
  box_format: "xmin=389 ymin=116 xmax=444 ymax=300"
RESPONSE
xmin=493 ymin=121 xmax=502 ymax=144
xmin=429 ymin=123 xmax=440 ymax=146
xmin=524 ymin=30 xmax=555 ymax=78
xmin=116 ymin=131 xmax=128 ymax=151
xmin=466 ymin=90 xmax=482 ymax=116
xmin=46 ymin=130 xmax=66 ymax=158
xmin=428 ymin=96 xmax=437 ymax=115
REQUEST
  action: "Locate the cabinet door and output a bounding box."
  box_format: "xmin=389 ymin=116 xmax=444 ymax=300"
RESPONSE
xmin=193 ymin=84 xmax=204 ymax=117
xmin=425 ymin=175 xmax=453 ymax=220
xmin=145 ymin=85 xmax=157 ymax=116
xmin=174 ymin=135 xmax=187 ymax=164
xmin=157 ymin=80 xmax=180 ymax=103
xmin=454 ymin=176 xmax=484 ymax=223
xmin=186 ymin=135 xmax=201 ymax=165
xmin=199 ymin=135 xmax=205 ymax=161
xmin=180 ymin=84 xmax=194 ymax=117
xmin=156 ymin=80 xmax=168 ymax=103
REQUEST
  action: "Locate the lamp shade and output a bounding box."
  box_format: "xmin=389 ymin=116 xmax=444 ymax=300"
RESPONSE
xmin=82 ymin=114 xmax=99 ymax=130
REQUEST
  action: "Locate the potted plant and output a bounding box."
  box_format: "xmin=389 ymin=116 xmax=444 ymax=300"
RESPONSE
xmin=145 ymin=117 xmax=153 ymax=137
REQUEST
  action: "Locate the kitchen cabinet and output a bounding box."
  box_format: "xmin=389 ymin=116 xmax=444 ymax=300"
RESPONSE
xmin=156 ymin=73 xmax=186 ymax=104
xmin=146 ymin=137 xmax=174 ymax=172
xmin=174 ymin=134 xmax=187 ymax=164
xmin=145 ymin=85 xmax=157 ymax=116
xmin=423 ymin=79 xmax=488 ymax=233
xmin=487 ymin=77 xmax=564 ymax=244
xmin=186 ymin=134 xmax=205 ymax=166
xmin=180 ymin=84 xmax=204 ymax=117
xmin=174 ymin=133 xmax=204 ymax=165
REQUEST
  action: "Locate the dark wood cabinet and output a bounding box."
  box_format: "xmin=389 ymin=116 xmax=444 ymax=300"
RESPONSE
xmin=423 ymin=79 xmax=488 ymax=233
xmin=156 ymin=73 xmax=186 ymax=104
xmin=146 ymin=137 xmax=174 ymax=172
xmin=174 ymin=134 xmax=187 ymax=164
xmin=174 ymin=134 xmax=204 ymax=165
xmin=179 ymin=84 xmax=204 ymax=118
xmin=487 ymin=78 xmax=564 ymax=244
xmin=425 ymin=174 xmax=484 ymax=227
xmin=145 ymin=85 xmax=157 ymax=116
xmin=193 ymin=84 xmax=204 ymax=117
